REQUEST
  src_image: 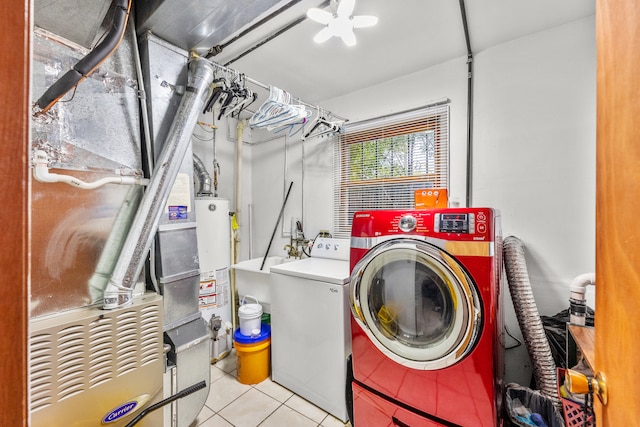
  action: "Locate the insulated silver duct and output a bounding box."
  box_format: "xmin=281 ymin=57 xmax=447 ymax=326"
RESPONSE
xmin=193 ymin=153 xmax=213 ymax=197
xmin=104 ymin=56 xmax=214 ymax=309
xmin=503 ymin=236 xmax=561 ymax=408
xmin=89 ymin=185 xmax=144 ymax=303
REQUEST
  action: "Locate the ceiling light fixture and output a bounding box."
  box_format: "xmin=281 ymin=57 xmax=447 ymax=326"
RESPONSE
xmin=307 ymin=0 xmax=378 ymax=47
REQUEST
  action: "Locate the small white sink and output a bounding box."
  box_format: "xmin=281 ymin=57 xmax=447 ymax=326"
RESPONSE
xmin=231 ymin=256 xmax=294 ymax=313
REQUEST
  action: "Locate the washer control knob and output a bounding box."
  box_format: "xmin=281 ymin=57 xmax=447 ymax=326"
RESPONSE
xmin=399 ymin=215 xmax=417 ymax=232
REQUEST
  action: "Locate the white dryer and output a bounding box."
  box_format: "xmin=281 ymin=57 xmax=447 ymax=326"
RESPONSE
xmin=269 ymin=238 xmax=351 ymax=422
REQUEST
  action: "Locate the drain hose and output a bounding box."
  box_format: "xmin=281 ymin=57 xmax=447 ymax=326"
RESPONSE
xmin=503 ymin=236 xmax=560 ymax=408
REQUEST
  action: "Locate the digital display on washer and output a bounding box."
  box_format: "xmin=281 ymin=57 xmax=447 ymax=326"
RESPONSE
xmin=439 ymin=213 xmax=469 ymax=233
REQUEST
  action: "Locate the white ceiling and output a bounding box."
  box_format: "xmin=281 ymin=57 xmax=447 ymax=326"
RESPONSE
xmin=210 ymin=0 xmax=595 ymax=104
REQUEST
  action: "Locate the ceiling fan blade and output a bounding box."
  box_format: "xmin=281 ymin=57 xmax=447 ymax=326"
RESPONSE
xmin=314 ymin=26 xmax=334 ymax=43
xmin=352 ymin=15 xmax=378 ymax=28
xmin=337 ymin=0 xmax=355 ymax=17
xmin=340 ymin=28 xmax=357 ymax=46
xmin=307 ymin=8 xmax=333 ymax=25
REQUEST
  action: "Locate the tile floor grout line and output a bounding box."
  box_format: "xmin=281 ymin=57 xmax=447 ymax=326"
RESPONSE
xmin=199 ymin=354 xmax=350 ymax=427
xmin=229 ymin=376 xmax=323 ymax=427
xmin=254 ymin=403 xmax=280 ymax=427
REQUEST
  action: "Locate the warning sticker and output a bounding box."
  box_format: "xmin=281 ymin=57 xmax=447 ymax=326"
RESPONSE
xmin=168 ymin=205 xmax=188 ymax=220
xmin=199 ymin=268 xmax=230 ymax=309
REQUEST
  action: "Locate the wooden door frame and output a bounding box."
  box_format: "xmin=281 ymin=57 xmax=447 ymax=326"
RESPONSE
xmin=2 ymin=1 xmax=636 ymax=426
xmin=0 ymin=0 xmax=30 ymax=425
xmin=595 ymin=0 xmax=640 ymax=424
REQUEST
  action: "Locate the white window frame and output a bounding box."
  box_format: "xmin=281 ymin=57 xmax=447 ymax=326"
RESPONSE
xmin=333 ymin=103 xmax=450 ymax=237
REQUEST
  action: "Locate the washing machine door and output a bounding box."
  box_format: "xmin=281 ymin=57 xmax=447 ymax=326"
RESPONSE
xmin=350 ymin=238 xmax=482 ymax=370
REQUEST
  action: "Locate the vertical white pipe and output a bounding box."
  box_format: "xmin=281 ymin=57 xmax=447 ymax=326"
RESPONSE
xmin=234 ymin=120 xmax=245 ymax=261
xmin=570 ymin=273 xmax=596 ymax=325
xmin=231 ymin=119 xmax=245 ymax=333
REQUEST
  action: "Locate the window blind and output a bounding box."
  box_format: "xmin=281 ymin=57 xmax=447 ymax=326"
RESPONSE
xmin=333 ymin=103 xmax=450 ymax=237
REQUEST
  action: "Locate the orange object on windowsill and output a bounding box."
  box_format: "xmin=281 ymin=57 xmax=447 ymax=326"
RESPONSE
xmin=415 ymin=188 xmax=448 ymax=209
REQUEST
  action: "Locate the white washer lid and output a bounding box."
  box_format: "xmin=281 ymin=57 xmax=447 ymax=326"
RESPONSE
xmin=270 ymin=257 xmax=350 ymax=285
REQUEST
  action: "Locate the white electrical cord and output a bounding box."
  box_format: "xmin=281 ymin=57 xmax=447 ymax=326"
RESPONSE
xmin=33 ymin=150 xmax=149 ymax=189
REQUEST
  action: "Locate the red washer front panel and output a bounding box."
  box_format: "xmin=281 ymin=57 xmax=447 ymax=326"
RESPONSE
xmin=353 ymin=382 xmax=446 ymax=427
xmin=350 ymin=208 xmax=503 ymax=427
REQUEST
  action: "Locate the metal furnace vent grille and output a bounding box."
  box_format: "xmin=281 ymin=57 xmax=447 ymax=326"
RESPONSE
xmin=29 ymin=298 xmax=162 ymax=412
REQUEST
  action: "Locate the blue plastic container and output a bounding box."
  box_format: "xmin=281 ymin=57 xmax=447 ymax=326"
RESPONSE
xmin=233 ymin=324 xmax=271 ymax=384
xmin=233 ymin=323 xmax=271 ymax=344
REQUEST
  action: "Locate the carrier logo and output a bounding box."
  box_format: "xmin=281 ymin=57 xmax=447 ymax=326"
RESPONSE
xmin=102 ymin=394 xmax=151 ymax=424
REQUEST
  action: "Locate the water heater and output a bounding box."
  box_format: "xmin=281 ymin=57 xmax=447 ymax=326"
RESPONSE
xmin=195 ymin=197 xmax=232 ymax=360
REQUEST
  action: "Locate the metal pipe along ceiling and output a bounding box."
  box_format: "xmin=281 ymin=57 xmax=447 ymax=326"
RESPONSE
xmin=222 ymin=0 xmax=330 ymax=66
xmin=206 ymin=0 xmax=306 ymax=58
xmin=103 ymin=56 xmax=214 ymax=309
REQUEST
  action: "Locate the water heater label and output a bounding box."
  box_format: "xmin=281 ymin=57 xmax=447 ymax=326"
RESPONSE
xmin=165 ymin=172 xmax=192 ymax=213
xmin=169 ymin=205 xmax=188 ymax=220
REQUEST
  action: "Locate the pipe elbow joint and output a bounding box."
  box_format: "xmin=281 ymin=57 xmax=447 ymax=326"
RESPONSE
xmin=569 ymin=272 xmax=595 ymax=326
xmin=33 ymin=150 xmax=58 ymax=183
xmin=570 ymin=273 xmax=596 ymax=296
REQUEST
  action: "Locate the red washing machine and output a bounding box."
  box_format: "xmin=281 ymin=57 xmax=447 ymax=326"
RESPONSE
xmin=349 ymin=208 xmax=504 ymax=427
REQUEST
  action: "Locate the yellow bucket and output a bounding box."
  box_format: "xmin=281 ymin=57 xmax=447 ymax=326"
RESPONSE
xmin=233 ymin=325 xmax=271 ymax=385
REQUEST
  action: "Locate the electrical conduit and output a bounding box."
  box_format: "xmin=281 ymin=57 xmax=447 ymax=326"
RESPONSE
xmin=130 ymin=9 xmax=161 ymax=296
xmin=458 ymin=0 xmax=474 ymax=207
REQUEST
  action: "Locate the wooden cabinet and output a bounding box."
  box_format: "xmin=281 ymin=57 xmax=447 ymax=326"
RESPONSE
xmin=567 ymin=325 xmax=595 ymax=370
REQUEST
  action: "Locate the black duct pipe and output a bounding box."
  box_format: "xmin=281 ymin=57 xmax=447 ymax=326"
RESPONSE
xmin=224 ymin=0 xmax=330 ymax=67
xmin=205 ymin=0 xmax=306 ymax=58
xmin=458 ymin=0 xmax=473 ymax=207
xmin=34 ymin=0 xmax=132 ymax=114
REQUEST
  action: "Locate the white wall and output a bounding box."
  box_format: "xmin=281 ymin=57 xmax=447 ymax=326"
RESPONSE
xmin=473 ymin=16 xmax=596 ymax=309
xmin=472 ymin=16 xmax=596 ymax=383
xmin=192 ymin=116 xmax=254 ymax=262
xmin=193 ymin=15 xmax=596 ymax=385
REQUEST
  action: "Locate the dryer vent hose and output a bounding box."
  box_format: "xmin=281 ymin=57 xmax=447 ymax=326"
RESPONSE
xmin=503 ymin=236 xmax=560 ymax=408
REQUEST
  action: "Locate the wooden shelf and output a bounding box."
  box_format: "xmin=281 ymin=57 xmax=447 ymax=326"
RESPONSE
xmin=568 ymin=324 xmax=595 ymax=370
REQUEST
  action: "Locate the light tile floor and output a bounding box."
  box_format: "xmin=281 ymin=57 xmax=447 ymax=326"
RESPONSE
xmin=191 ymin=351 xmax=351 ymax=427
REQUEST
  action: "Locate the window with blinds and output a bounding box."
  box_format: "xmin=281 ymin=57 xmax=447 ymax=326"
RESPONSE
xmin=333 ymin=103 xmax=450 ymax=237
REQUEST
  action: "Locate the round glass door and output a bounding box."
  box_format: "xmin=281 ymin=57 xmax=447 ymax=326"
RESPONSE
xmin=351 ymin=238 xmax=482 ymax=370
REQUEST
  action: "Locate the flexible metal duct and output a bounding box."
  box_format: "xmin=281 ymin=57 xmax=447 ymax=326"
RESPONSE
xmin=503 ymin=236 xmax=561 ymax=408
xmin=193 ymin=153 xmax=213 ymax=197
xmin=103 ymin=56 xmax=214 ymax=309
